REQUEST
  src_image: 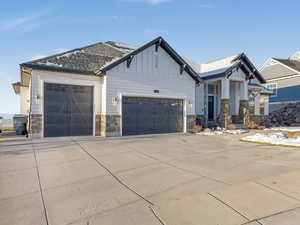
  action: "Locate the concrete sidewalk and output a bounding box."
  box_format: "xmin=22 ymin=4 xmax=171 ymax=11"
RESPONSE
xmin=1 ymin=133 xmax=300 ymax=225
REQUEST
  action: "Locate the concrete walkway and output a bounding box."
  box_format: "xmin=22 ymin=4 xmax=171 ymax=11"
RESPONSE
xmin=1 ymin=133 xmax=300 ymax=225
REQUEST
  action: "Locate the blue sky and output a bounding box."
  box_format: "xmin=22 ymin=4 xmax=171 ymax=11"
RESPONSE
xmin=1 ymin=0 xmax=300 ymax=114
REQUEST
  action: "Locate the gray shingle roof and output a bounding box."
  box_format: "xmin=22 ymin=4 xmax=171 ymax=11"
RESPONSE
xmin=274 ymin=58 xmax=300 ymax=73
xmin=21 ymin=41 xmax=137 ymax=74
xmin=20 ymin=37 xmax=200 ymax=83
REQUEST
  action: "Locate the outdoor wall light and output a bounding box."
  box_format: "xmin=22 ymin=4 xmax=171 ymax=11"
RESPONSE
xmin=35 ymin=95 xmax=40 ymax=104
xmin=112 ymin=96 xmax=119 ymax=105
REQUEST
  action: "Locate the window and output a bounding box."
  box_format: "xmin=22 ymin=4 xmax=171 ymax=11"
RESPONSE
xmin=266 ymin=83 xmax=278 ymax=97
xmin=208 ymin=84 xmax=215 ymax=94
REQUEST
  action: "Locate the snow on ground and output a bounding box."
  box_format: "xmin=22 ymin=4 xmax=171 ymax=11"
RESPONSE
xmin=197 ymin=129 xmax=249 ymax=136
xmin=265 ymin=127 xmax=300 ymax=132
xmin=241 ymin=132 xmax=300 ymax=147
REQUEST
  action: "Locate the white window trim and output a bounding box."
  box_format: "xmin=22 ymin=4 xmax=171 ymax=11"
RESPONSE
xmin=266 ymin=82 xmax=278 ymax=97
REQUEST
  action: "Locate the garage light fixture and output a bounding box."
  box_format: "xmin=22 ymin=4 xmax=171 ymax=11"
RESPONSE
xmin=112 ymin=96 xmax=119 ymax=105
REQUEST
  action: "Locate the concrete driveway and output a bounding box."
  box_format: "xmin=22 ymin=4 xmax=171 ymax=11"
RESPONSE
xmin=1 ymin=133 xmax=300 ymax=225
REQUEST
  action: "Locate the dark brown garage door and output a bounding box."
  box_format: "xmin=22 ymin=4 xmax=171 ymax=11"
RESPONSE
xmin=44 ymin=83 xmax=93 ymax=137
xmin=122 ymin=97 xmax=183 ymax=136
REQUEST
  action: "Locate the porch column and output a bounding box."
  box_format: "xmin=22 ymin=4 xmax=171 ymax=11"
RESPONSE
xmin=239 ymin=81 xmax=250 ymax=125
xmin=219 ymin=78 xmax=231 ymax=128
xmin=264 ymin=96 xmax=269 ymax=115
xmin=254 ymin=92 xmax=261 ymax=115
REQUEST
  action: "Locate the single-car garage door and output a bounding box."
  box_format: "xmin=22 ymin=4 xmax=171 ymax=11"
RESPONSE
xmin=44 ymin=83 xmax=93 ymax=137
xmin=122 ymin=97 xmax=183 ymax=136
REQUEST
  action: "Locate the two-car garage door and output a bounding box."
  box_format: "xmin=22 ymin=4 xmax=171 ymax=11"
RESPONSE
xmin=122 ymin=97 xmax=184 ymax=136
xmin=44 ymin=83 xmax=93 ymax=137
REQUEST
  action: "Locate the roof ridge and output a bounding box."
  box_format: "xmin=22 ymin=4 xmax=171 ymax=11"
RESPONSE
xmin=203 ymin=53 xmax=242 ymax=64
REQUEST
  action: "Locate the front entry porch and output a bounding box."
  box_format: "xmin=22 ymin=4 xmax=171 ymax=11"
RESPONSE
xmin=202 ymin=78 xmax=251 ymax=128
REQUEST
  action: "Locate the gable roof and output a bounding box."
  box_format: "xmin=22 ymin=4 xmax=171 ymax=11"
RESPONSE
xmin=188 ymin=53 xmax=266 ymax=83
xmin=273 ymin=58 xmax=300 ymax=73
xmin=260 ymin=61 xmax=297 ymax=80
xmin=20 ymin=37 xmax=200 ymax=83
xmin=97 ymin=37 xmax=200 ymax=83
xmin=21 ymin=41 xmax=137 ymax=75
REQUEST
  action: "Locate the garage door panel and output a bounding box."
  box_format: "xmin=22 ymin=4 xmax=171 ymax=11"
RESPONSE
xmin=44 ymin=83 xmax=93 ymax=137
xmin=122 ymin=97 xmax=183 ymax=136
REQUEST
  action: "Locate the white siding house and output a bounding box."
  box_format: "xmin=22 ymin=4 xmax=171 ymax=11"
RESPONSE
xmin=13 ymin=37 xmax=199 ymax=138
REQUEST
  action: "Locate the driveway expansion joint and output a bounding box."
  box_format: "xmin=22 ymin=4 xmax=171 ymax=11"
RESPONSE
xmin=137 ymin=150 xmax=230 ymax=185
xmin=207 ymin=192 xmax=251 ymax=222
xmin=31 ymin=139 xmax=50 ymax=225
xmin=71 ymin=138 xmax=154 ymax=206
xmin=149 ymin=205 xmax=167 ymax=225
xmin=254 ymin=181 xmax=300 ymax=202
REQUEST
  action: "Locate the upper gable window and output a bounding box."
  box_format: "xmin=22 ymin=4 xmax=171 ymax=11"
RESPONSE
xmin=266 ymin=83 xmax=278 ymax=97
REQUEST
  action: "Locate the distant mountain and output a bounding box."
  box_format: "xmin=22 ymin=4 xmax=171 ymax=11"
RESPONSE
xmin=0 ymin=113 xmax=14 ymax=119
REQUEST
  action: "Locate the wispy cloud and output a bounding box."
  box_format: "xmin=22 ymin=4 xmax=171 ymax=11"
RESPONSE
xmin=124 ymin=0 xmax=171 ymax=5
xmin=0 ymin=11 xmax=54 ymax=33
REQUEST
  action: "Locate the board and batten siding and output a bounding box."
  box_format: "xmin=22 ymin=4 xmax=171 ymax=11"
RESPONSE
xmin=105 ymin=45 xmax=196 ymax=116
xmin=30 ymin=70 xmax=102 ymax=115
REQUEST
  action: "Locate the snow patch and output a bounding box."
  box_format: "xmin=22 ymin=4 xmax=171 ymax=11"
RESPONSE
xmin=56 ymin=49 xmax=85 ymax=59
xmin=197 ymin=129 xmax=249 ymax=136
xmin=265 ymin=127 xmax=300 ymax=132
xmin=241 ymin=132 xmax=300 ymax=147
xmin=37 ymin=61 xmax=63 ymax=67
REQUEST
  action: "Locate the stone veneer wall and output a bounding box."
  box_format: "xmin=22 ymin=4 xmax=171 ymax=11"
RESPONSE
xmin=187 ymin=115 xmax=196 ymax=132
xmin=249 ymin=115 xmax=269 ymax=126
xmin=95 ymin=114 xmax=101 ymax=136
xmin=239 ymin=100 xmax=250 ymax=125
xmin=30 ymin=114 xmax=42 ymax=136
xmin=218 ymin=99 xmax=231 ymax=128
xmin=101 ymin=115 xmax=121 ymax=137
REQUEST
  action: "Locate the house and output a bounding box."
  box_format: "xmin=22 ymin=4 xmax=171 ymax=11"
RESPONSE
xmin=260 ymin=51 xmax=300 ymax=112
xmin=12 ymin=37 xmax=270 ymax=138
xmin=12 ymin=37 xmax=200 ymax=138
xmin=188 ymin=54 xmax=271 ymax=128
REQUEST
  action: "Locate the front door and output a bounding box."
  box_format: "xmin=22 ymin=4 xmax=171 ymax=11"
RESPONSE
xmin=208 ymin=96 xmax=214 ymax=120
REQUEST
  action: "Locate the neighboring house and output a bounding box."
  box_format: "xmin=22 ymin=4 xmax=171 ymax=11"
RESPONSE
xmin=12 ymin=37 xmax=270 ymax=138
xmin=188 ymin=53 xmax=271 ymax=128
xmin=260 ymin=51 xmax=300 ymax=112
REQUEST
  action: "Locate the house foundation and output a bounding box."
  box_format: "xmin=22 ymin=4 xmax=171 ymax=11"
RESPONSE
xmin=239 ymin=100 xmax=250 ymax=125
xmin=100 ymin=115 xmax=121 ymax=137
xmin=187 ymin=115 xmax=196 ymax=132
xmin=30 ymin=114 xmax=42 ymax=137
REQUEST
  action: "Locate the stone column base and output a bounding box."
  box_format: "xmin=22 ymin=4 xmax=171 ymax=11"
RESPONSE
xmin=249 ymin=115 xmax=269 ymax=126
xmin=187 ymin=115 xmax=196 ymax=133
xmin=30 ymin=114 xmax=42 ymax=137
xmin=239 ymin=100 xmax=250 ymax=125
xmin=101 ymin=115 xmax=121 ymax=137
xmin=95 ymin=114 xmax=101 ymax=136
xmin=218 ymin=99 xmax=231 ymax=128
